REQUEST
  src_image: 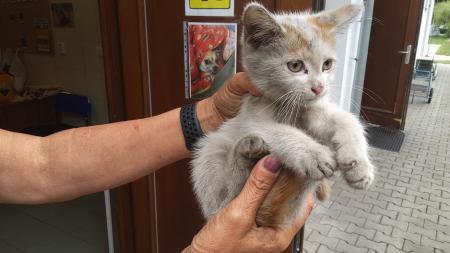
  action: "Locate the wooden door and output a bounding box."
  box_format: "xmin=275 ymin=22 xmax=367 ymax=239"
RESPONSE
xmin=105 ymin=0 xmax=317 ymax=252
xmin=361 ymin=0 xmax=424 ymax=129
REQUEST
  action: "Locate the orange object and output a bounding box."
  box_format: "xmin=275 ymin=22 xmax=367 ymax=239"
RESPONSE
xmin=0 ymin=72 xmax=14 ymax=103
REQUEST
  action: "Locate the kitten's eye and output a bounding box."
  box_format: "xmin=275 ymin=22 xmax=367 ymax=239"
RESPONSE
xmin=322 ymin=59 xmax=334 ymax=72
xmin=287 ymin=60 xmax=305 ymax=73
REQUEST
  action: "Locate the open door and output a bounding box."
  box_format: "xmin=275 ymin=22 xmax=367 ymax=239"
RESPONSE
xmin=361 ymin=0 xmax=424 ymax=129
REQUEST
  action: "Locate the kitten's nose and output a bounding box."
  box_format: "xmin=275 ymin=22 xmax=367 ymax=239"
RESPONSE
xmin=311 ymin=85 xmax=324 ymax=95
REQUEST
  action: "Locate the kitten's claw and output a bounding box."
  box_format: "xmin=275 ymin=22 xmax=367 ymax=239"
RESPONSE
xmin=304 ymin=145 xmax=337 ymax=180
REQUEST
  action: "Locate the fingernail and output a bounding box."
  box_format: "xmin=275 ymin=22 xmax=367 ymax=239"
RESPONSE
xmin=263 ymin=156 xmax=281 ymax=174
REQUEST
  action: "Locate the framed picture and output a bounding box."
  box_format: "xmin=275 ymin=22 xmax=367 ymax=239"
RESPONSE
xmin=51 ymin=3 xmax=75 ymax=28
xmin=184 ymin=22 xmax=237 ymax=99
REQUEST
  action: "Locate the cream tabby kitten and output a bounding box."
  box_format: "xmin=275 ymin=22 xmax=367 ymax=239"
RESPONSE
xmin=192 ymin=3 xmax=374 ymax=227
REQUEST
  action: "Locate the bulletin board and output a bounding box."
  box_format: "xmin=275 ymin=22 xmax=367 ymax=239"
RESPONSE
xmin=0 ymin=0 xmax=53 ymax=54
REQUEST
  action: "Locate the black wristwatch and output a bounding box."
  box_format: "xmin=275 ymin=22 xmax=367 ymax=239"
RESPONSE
xmin=180 ymin=103 xmax=205 ymax=151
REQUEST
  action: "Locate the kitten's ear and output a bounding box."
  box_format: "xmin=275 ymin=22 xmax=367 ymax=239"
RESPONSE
xmin=311 ymin=4 xmax=363 ymax=32
xmin=243 ymin=3 xmax=282 ymax=48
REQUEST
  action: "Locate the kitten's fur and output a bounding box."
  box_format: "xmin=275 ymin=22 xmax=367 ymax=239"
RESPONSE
xmin=192 ymin=3 xmax=374 ymax=227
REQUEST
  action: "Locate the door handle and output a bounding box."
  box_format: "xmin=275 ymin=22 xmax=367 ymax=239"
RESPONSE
xmin=398 ymin=44 xmax=412 ymax=64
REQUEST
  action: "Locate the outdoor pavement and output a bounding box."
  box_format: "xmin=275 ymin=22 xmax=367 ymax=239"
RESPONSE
xmin=428 ymin=44 xmax=450 ymax=62
xmin=303 ymin=64 xmax=450 ymax=253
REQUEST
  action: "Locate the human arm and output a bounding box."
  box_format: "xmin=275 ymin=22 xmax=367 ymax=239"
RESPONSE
xmin=0 ymin=73 xmax=260 ymax=204
xmin=182 ymin=155 xmax=315 ymax=253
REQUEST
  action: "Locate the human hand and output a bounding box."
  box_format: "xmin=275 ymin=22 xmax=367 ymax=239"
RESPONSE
xmin=182 ymin=155 xmax=315 ymax=253
xmin=197 ymin=72 xmax=262 ymax=133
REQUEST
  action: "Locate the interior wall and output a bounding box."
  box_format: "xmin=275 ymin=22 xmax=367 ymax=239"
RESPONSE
xmin=24 ymin=0 xmax=108 ymax=124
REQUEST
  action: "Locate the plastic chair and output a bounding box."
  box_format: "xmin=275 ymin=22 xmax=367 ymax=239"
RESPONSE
xmin=22 ymin=92 xmax=91 ymax=136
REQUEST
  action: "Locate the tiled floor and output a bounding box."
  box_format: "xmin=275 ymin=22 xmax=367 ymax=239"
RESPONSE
xmin=0 ymin=192 xmax=108 ymax=253
xmin=304 ymin=64 xmax=450 ymax=253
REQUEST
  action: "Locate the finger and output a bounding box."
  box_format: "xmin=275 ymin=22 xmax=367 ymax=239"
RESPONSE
xmin=230 ymin=155 xmax=281 ymax=217
xmin=282 ymin=192 xmax=315 ymax=238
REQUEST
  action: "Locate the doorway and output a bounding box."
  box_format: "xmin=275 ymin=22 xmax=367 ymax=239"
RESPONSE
xmin=0 ymin=0 xmax=115 ymax=252
xmin=360 ymin=0 xmax=424 ymax=130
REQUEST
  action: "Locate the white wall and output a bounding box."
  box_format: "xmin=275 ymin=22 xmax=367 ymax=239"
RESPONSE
xmin=325 ymin=0 xmax=365 ymax=113
xmin=416 ymin=0 xmax=435 ymax=58
xmin=24 ymin=0 xmax=108 ymax=125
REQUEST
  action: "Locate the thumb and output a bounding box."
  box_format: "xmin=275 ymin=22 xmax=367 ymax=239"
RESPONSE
xmin=233 ymin=155 xmax=281 ymax=217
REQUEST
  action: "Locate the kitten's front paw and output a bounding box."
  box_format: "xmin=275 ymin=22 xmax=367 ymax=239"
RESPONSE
xmin=235 ymin=135 xmax=269 ymax=159
xmin=302 ymin=145 xmax=337 ymax=180
xmin=337 ymin=146 xmax=374 ymax=189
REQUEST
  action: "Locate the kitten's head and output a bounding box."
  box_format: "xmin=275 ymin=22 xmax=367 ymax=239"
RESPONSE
xmin=242 ymin=3 xmax=362 ymax=103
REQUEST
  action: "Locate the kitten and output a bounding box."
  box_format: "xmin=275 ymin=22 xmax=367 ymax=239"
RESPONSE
xmin=191 ymin=3 xmax=374 ymax=227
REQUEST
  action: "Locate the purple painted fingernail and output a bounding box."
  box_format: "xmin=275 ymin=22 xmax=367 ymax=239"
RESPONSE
xmin=263 ymin=156 xmax=281 ymax=173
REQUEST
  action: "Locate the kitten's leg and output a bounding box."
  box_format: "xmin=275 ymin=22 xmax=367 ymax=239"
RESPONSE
xmin=255 ymin=122 xmax=337 ymax=180
xmin=306 ymin=103 xmax=374 ymax=189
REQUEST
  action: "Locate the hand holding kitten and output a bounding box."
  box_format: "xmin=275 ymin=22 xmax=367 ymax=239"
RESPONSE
xmin=183 ymin=156 xmax=314 ymax=253
xmin=197 ymin=72 xmax=262 ymax=133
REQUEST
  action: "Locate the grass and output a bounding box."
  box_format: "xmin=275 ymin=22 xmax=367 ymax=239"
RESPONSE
xmin=429 ymin=36 xmax=450 ymax=56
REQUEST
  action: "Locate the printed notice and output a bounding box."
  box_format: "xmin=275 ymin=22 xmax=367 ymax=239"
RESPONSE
xmin=185 ymin=0 xmax=234 ymax=16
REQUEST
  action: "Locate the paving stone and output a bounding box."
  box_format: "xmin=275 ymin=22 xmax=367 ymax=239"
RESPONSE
xmin=338 ymin=190 xmax=364 ymax=202
xmin=406 ymin=188 xmax=430 ymax=200
xmin=380 ymin=216 xmax=408 ymax=231
xmin=392 ymin=191 xmax=415 ymax=203
xmin=364 ymin=220 xmax=393 ymax=236
xmin=354 ymin=209 xmax=382 ymax=224
xmin=402 ymin=199 xmax=427 ymax=212
xmin=387 ymin=203 xmax=411 ymax=216
xmin=412 ymin=209 xmax=439 ymax=223
xmin=407 ymin=223 xmax=436 ymax=240
xmin=437 ymin=231 xmax=450 ymax=243
xmin=423 ymin=219 xmax=449 ymax=235
xmin=392 ymin=227 xmax=421 ymax=242
xmin=385 ymin=245 xmax=404 ymax=253
xmin=356 ymin=236 xmax=387 ymax=253
xmin=415 ymin=196 xmax=439 ymax=209
xmin=346 ymin=223 xmax=376 ymax=240
xmin=421 ymin=236 xmax=450 ymax=252
xmin=328 ymin=227 xmax=359 ymax=245
xmin=319 ymin=218 xmax=349 ymax=231
xmin=403 ymin=240 xmax=434 ymax=253
xmin=330 ymin=202 xmax=357 ymax=216
xmin=420 ymin=186 xmax=441 ymax=197
xmin=438 ymin=215 xmax=450 ymax=226
xmin=335 ymin=240 xmax=368 ymax=253
xmin=317 ymin=245 xmax=338 ymax=253
xmin=397 ymin=213 xmax=425 ymax=227
xmin=373 ymin=231 xmax=404 ymax=249
xmin=441 ymin=202 xmax=450 ymax=211
xmin=348 ymin=199 xmax=372 ymax=213
xmin=308 ymin=222 xmax=333 ymax=236
xmin=427 ymin=206 xmax=450 ymax=220
xmin=384 ymin=183 xmax=406 ymax=194
xmin=303 ymin=240 xmax=320 ymax=253
xmin=308 ymin=231 xmax=339 ymax=250
xmin=372 ymin=205 xmax=398 ymax=220
xmin=362 ymin=195 xmax=387 ymax=209
xmin=378 ymin=194 xmax=402 ymax=206
xmin=339 ymin=213 xmax=365 ymax=227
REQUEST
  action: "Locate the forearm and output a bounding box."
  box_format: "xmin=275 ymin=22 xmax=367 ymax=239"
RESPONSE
xmin=0 ymin=100 xmax=221 ymax=204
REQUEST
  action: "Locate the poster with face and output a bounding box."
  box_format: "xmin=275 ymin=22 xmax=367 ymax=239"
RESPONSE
xmin=184 ymin=22 xmax=237 ymax=99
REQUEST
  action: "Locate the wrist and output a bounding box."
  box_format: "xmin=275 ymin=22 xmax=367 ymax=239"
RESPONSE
xmin=196 ymin=99 xmax=224 ymax=133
